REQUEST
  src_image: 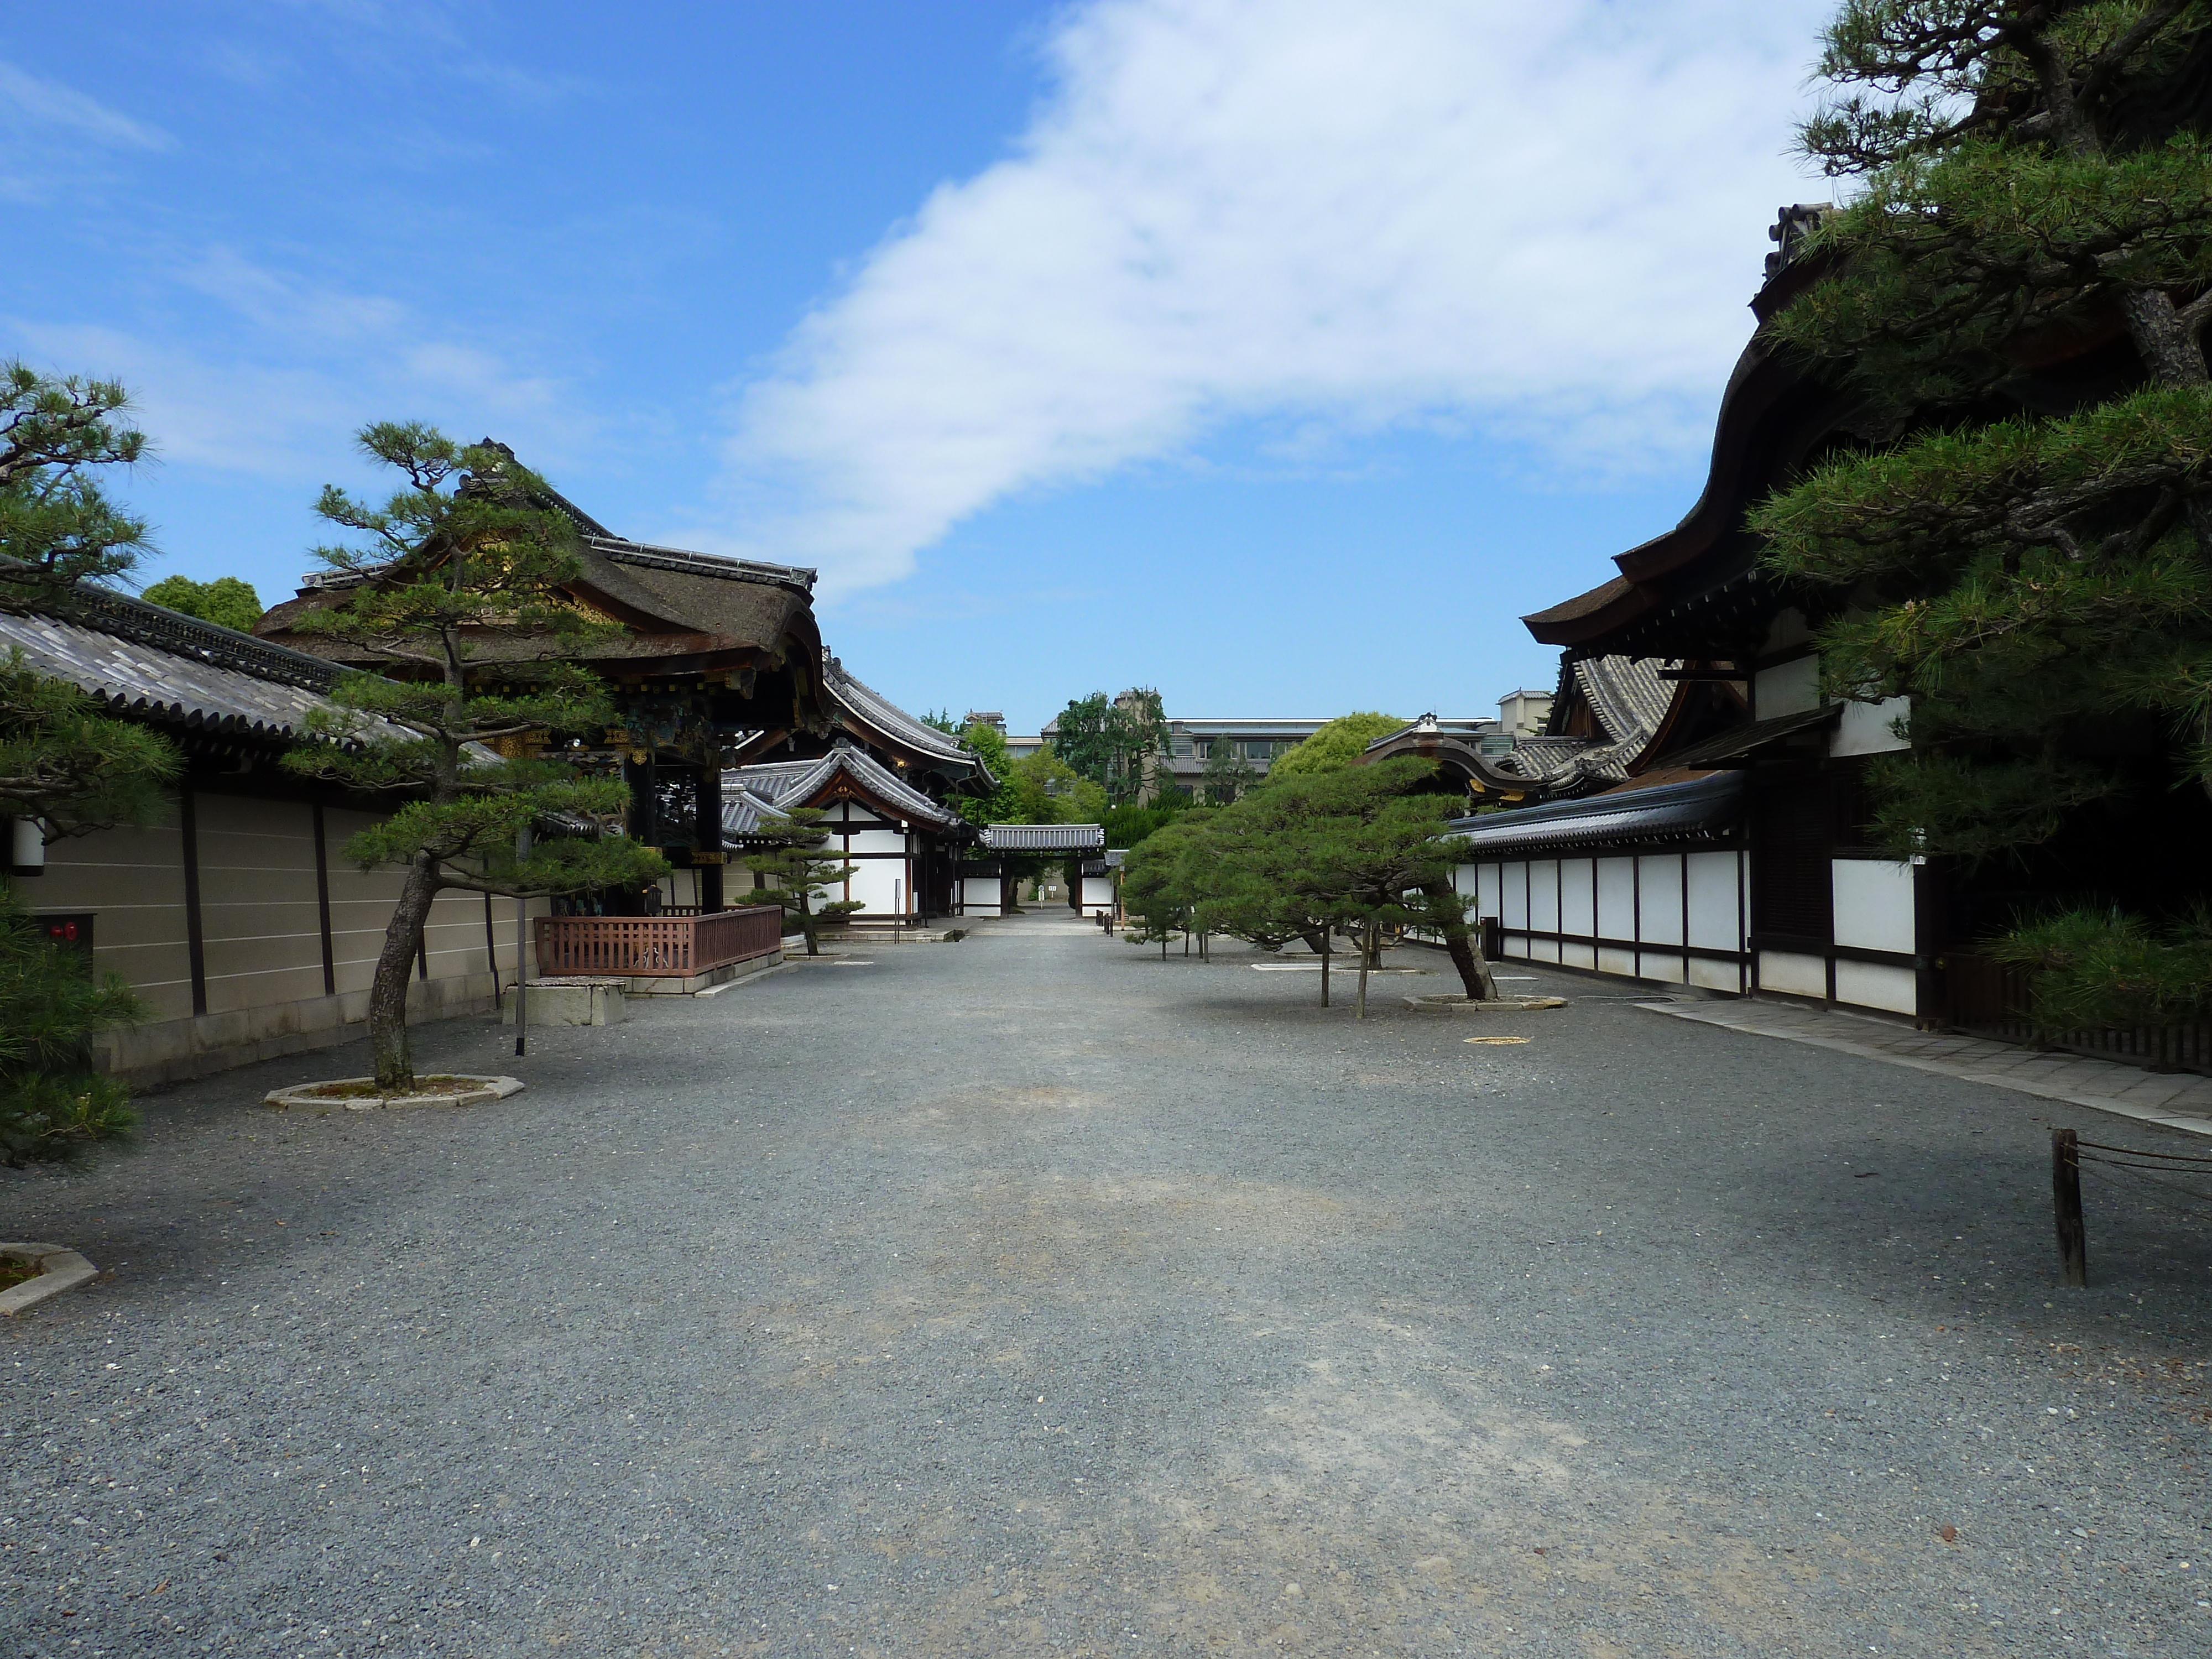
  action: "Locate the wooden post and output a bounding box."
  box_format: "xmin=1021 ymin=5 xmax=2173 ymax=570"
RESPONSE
xmin=513 ymin=826 xmax=531 ymax=1058
xmin=2052 ymin=1126 xmax=2086 ymax=1287
xmin=1321 ymin=930 xmax=1330 ymax=1008
xmin=1356 ymin=921 xmax=1375 ymax=1021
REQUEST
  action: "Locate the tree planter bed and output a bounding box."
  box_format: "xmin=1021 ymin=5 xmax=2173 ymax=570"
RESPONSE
xmin=0 ymin=1243 xmax=100 ymax=1316
xmin=1404 ymin=994 xmax=1568 ymax=1013
xmin=263 ymin=1074 xmax=525 ymax=1112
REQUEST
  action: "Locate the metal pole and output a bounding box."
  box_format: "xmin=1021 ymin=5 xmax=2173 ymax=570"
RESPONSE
xmin=513 ymin=825 xmax=531 ymax=1058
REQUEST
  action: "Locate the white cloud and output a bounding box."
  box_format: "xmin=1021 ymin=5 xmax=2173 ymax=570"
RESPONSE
xmin=7 ymin=252 xmax=596 ymax=481
xmin=0 ymin=61 xmax=172 ymax=150
xmin=721 ymin=0 xmax=1834 ymax=598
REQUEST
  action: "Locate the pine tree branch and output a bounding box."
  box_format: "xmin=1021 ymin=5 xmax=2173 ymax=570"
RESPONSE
xmin=2077 ymin=0 xmax=2193 ymax=109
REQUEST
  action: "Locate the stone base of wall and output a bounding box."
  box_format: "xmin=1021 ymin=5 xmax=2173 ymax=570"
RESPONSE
xmin=93 ymin=973 xmax=504 ymax=1091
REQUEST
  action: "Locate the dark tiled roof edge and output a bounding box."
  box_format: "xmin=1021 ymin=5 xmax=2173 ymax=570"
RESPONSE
xmin=1 ymin=564 xmax=343 ymax=693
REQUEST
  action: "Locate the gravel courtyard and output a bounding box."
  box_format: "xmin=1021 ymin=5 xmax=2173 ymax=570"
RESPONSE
xmin=6 ymin=915 xmax=2212 ymax=1658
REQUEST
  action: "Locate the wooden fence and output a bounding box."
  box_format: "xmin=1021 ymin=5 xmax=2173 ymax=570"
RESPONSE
xmin=1947 ymin=951 xmax=2212 ymax=1076
xmin=534 ymin=906 xmax=784 ymax=979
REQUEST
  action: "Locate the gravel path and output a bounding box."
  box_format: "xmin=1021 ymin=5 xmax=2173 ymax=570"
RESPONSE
xmin=6 ymin=917 xmax=2212 ymax=1657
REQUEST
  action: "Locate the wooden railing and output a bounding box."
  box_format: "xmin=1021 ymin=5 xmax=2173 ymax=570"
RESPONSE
xmin=1947 ymin=951 xmax=2212 ymax=1076
xmin=534 ymin=906 xmax=784 ymax=979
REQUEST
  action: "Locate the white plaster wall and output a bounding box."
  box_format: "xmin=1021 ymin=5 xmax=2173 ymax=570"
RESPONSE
xmin=1835 ymin=959 xmax=1917 ymax=1015
xmin=1832 ymin=859 xmax=1916 ymax=954
xmin=1595 ymin=857 xmax=1635 ymax=945
xmin=1834 ymin=696 xmax=1910 ymax=757
xmin=1473 ymin=864 xmax=1497 ymax=920
xmin=1079 ymin=874 xmax=1115 ymax=914
xmin=847 ymin=859 xmax=906 ymax=915
xmin=843 ymin=828 xmax=907 ymax=855
xmin=1760 ymin=949 xmax=1828 ymax=998
xmin=1529 ymin=860 xmax=1559 ymax=937
xmin=1685 ymin=852 xmax=1742 ymax=952
xmin=1756 ymin=655 xmax=1822 ymax=718
xmin=959 ymin=877 xmax=1002 ymax=916
xmin=1500 ymin=862 xmax=1528 ymax=930
xmin=1561 ymin=857 xmax=1596 ymax=938
xmin=1636 ymin=855 xmax=1684 ymax=946
xmin=1689 ymin=956 xmax=1741 ymax=992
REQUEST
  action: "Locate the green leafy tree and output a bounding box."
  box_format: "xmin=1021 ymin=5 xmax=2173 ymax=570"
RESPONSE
xmin=1751 ymin=0 xmax=2212 ymax=1022
xmin=953 ymin=719 xmax=1024 ymax=827
xmin=1050 ymin=687 xmax=1171 ymax=801
xmin=1099 ymin=798 xmax=1185 ymax=852
xmin=746 ymin=807 xmax=863 ymax=954
xmin=142 ymin=574 xmax=263 ymax=633
xmin=1269 ymin=712 xmax=1404 ymax=778
xmin=1008 ymin=747 xmax=1107 ymax=826
xmin=280 ymin=424 xmax=666 ymax=1091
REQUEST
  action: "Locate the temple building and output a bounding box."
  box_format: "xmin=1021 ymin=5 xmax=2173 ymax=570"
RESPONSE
xmin=4 ymin=577 xmax=540 ymax=1084
xmin=254 ymin=445 xmax=832 ymax=919
xmin=1446 ymin=202 xmax=2212 ymax=1023
xmin=722 ymin=739 xmax=974 ymax=926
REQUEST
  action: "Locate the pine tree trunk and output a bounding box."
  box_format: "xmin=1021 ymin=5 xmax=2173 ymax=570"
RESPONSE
xmin=1321 ymin=930 xmax=1331 ymax=1008
xmin=2117 ymin=286 xmax=2212 ymax=551
xmin=368 ymin=856 xmax=439 ymax=1092
xmin=1416 ymin=879 xmax=1495 ymax=999
xmin=1355 ymin=922 xmax=1374 ymax=1020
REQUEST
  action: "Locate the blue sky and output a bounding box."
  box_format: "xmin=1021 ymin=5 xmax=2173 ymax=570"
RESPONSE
xmin=8 ymin=1 xmax=1835 ymax=731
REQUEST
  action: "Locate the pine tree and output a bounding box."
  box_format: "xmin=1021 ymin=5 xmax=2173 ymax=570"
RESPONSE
xmin=280 ymin=424 xmax=666 ymax=1089
xmin=1750 ymin=1 xmax=2212 ymax=1022
xmin=1121 ymin=815 xmax=1208 ymax=959
xmin=1168 ymin=758 xmax=1495 ymax=1011
xmin=1754 ymin=2 xmax=2212 ymax=861
xmin=0 ymin=366 xmax=173 ymax=1162
xmin=747 ymin=808 xmax=862 ymax=954
xmin=1201 ymin=738 xmax=1259 ymax=804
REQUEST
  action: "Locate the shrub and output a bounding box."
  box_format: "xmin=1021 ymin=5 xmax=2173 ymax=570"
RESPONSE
xmin=0 ymin=894 xmax=142 ymax=1166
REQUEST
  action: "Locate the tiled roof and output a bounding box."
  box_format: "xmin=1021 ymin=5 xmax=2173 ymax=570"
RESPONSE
xmin=724 ymin=739 xmax=966 ymax=834
xmin=0 ymin=581 xmax=415 ymax=747
xmin=1483 ymin=656 xmax=1675 ymax=790
xmin=1448 ymin=770 xmax=1744 ymax=858
xmin=822 ymin=653 xmax=988 ymax=778
xmin=717 ymin=782 xmax=792 ymax=840
xmin=979 ymin=823 xmax=1105 ymax=851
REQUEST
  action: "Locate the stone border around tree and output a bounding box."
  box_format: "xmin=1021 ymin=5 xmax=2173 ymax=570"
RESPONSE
xmin=263 ymin=1074 xmax=525 ymax=1113
xmin=0 ymin=1243 xmax=100 ymax=1316
xmin=1405 ymin=994 xmax=1569 ymax=1012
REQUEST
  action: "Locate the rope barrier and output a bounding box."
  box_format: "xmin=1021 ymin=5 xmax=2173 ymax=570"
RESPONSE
xmin=2075 ymin=1159 xmax=2212 ymax=1221
xmin=2077 ymin=1151 xmax=2212 ymax=1211
xmin=2050 ymin=1125 xmax=2212 ymax=1286
xmin=2075 ymin=1138 xmax=2212 ymax=1166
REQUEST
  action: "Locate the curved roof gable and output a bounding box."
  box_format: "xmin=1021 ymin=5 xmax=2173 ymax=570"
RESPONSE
xmin=724 ymin=739 xmax=968 ymax=834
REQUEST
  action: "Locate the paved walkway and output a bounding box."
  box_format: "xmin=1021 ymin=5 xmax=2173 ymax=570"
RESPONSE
xmin=1648 ymin=998 xmax=2212 ymax=1140
xmin=6 ymin=938 xmax=2212 ymax=1657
